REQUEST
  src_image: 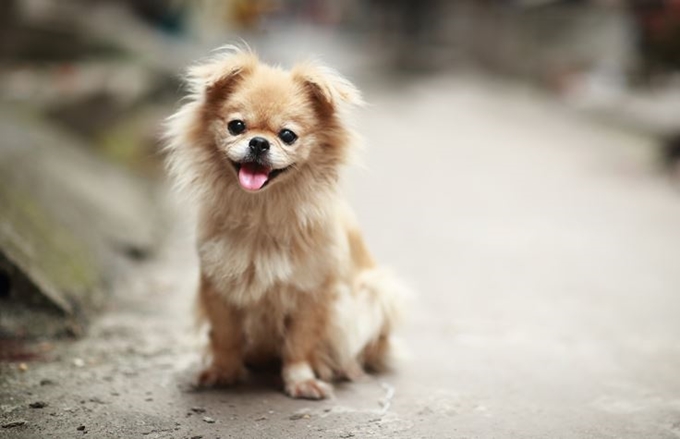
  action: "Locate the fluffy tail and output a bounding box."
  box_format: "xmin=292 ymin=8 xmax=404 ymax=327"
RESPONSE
xmin=330 ymin=266 xmax=411 ymax=374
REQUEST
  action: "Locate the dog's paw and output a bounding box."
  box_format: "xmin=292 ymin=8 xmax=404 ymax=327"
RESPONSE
xmin=342 ymin=361 xmax=366 ymax=382
xmin=285 ymin=379 xmax=333 ymax=400
xmin=312 ymin=361 xmax=335 ymax=382
xmin=197 ymin=364 xmax=248 ymax=388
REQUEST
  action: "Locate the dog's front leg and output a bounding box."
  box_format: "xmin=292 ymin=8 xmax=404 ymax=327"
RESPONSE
xmin=197 ymin=274 xmax=248 ymax=387
xmin=282 ymin=291 xmax=333 ymax=400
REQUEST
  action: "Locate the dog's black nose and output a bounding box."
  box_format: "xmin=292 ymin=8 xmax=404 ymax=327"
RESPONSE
xmin=249 ymin=137 xmax=270 ymax=155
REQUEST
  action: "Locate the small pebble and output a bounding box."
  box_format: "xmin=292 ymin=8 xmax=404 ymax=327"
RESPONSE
xmin=18 ymin=363 xmax=28 ymax=372
xmin=2 ymin=420 xmax=26 ymax=429
xmin=202 ymin=416 xmax=216 ymax=424
xmin=40 ymin=379 xmax=55 ymax=386
xmin=289 ymin=413 xmax=311 ymax=420
xmin=73 ymin=358 xmax=85 ymax=368
xmin=76 ymin=425 xmax=86 ymax=431
xmin=255 ymin=416 xmax=267 ymax=421
xmin=190 ymin=407 xmax=206 ymax=413
xmin=29 ymin=401 xmax=48 ymax=409
xmin=190 ymin=436 xmax=203 ymax=439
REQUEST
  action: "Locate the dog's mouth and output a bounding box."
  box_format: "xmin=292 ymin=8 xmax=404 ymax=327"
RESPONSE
xmin=231 ymin=161 xmax=291 ymax=191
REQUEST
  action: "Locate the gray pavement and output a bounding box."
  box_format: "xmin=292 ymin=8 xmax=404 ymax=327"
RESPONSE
xmin=2 ymin=75 xmax=680 ymax=438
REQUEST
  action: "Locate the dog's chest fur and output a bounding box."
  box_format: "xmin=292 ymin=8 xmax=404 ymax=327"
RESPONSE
xmin=198 ymin=215 xmax=348 ymax=306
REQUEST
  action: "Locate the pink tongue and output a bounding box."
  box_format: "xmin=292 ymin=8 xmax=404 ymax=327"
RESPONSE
xmin=238 ymin=163 xmax=271 ymax=191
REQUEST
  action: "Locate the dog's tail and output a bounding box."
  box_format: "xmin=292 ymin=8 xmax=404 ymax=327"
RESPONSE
xmin=330 ymin=266 xmax=411 ymax=375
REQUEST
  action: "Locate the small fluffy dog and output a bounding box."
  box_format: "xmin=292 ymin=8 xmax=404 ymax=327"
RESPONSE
xmin=165 ymin=47 xmax=405 ymax=399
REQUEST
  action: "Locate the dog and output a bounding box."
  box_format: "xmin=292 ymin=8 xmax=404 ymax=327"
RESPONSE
xmin=164 ymin=47 xmax=406 ymax=399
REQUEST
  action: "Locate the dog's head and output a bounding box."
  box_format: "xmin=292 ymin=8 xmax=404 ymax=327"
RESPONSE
xmin=184 ymin=48 xmax=363 ymax=193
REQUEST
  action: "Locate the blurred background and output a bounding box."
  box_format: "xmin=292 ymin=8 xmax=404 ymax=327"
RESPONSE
xmin=1 ymin=1 xmax=680 ymax=438
xmin=1 ymin=0 xmax=680 ymax=179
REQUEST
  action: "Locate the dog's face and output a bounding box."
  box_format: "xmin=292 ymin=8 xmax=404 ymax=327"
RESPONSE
xmin=218 ymin=71 xmax=320 ymax=192
xmin=191 ymin=51 xmax=362 ymax=193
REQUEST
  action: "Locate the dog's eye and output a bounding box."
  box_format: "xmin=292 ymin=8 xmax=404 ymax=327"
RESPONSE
xmin=228 ymin=120 xmax=246 ymax=135
xmin=278 ymin=129 xmax=297 ymax=145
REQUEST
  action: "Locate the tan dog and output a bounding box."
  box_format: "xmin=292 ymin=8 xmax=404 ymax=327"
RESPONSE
xmin=165 ymin=47 xmax=406 ymax=399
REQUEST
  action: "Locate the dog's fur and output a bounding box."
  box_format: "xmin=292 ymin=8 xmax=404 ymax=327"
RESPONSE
xmin=165 ymin=47 xmax=406 ymax=399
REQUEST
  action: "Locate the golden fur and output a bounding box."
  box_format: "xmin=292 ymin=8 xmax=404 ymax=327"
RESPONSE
xmin=165 ymin=47 xmax=406 ymax=399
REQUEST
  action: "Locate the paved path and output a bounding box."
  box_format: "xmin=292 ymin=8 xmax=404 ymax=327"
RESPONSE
xmin=2 ymin=75 xmax=680 ymax=439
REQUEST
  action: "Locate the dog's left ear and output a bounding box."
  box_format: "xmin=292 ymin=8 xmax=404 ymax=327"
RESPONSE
xmin=186 ymin=48 xmax=258 ymax=103
xmin=292 ymin=62 xmax=364 ymax=115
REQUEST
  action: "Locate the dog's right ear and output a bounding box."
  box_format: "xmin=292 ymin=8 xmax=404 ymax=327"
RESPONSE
xmin=186 ymin=48 xmax=258 ymax=104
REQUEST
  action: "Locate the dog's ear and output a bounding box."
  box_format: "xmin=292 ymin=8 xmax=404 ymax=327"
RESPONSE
xmin=186 ymin=47 xmax=258 ymax=104
xmin=292 ymin=62 xmax=364 ymax=116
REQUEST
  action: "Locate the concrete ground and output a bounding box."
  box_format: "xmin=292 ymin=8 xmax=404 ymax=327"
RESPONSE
xmin=2 ymin=75 xmax=680 ymax=439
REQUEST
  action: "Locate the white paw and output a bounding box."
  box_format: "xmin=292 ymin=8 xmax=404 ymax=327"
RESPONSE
xmin=285 ymin=379 xmax=333 ymax=400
